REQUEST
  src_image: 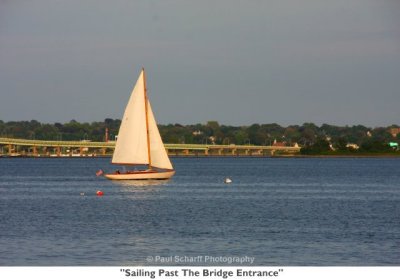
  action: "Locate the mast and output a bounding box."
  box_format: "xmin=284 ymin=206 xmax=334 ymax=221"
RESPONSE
xmin=143 ymin=68 xmax=152 ymax=169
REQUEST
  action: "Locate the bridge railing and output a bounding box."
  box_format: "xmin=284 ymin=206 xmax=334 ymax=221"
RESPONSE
xmin=0 ymin=137 xmax=301 ymax=155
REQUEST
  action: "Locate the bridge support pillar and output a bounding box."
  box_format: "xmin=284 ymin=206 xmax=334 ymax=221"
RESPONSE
xmin=56 ymin=146 xmax=61 ymax=157
xmin=8 ymin=144 xmax=12 ymax=155
xmin=80 ymin=147 xmax=84 ymax=156
xmin=33 ymin=146 xmax=38 ymax=157
xmin=204 ymin=149 xmax=209 ymax=156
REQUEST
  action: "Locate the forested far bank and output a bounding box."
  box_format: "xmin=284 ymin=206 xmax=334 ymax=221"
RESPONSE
xmin=0 ymin=119 xmax=399 ymax=153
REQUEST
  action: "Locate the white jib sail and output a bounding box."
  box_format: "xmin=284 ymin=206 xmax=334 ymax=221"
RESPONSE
xmin=147 ymin=101 xmax=174 ymax=170
xmin=112 ymin=71 xmax=149 ymax=165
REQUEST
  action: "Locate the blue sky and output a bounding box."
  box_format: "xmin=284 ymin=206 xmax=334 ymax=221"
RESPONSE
xmin=1 ymin=0 xmax=399 ymax=126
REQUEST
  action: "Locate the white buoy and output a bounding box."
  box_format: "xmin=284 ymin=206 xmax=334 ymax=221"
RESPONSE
xmin=80 ymin=192 xmax=85 ymax=196
xmin=224 ymin=177 xmax=232 ymax=184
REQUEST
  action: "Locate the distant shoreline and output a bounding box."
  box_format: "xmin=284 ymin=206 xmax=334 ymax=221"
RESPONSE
xmin=1 ymin=154 xmax=400 ymax=159
xmin=276 ymin=154 xmax=400 ymax=158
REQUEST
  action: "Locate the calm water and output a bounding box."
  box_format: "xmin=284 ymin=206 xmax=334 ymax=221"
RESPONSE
xmin=0 ymin=157 xmax=399 ymax=266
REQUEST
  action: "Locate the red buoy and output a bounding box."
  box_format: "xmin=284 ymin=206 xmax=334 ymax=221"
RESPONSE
xmin=96 ymin=190 xmax=104 ymax=196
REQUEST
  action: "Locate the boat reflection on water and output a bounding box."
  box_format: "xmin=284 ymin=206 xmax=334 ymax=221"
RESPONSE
xmin=112 ymin=179 xmax=169 ymax=187
xmin=111 ymin=179 xmax=169 ymax=188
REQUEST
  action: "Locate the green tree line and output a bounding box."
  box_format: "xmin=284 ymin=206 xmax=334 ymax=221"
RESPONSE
xmin=0 ymin=119 xmax=399 ymax=153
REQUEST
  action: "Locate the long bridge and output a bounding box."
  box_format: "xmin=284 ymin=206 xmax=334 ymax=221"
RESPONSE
xmin=0 ymin=137 xmax=300 ymax=157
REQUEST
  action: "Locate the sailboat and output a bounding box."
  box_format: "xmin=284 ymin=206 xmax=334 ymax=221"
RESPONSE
xmin=104 ymin=68 xmax=175 ymax=180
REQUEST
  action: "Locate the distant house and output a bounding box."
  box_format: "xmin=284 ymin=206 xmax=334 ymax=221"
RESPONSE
xmin=272 ymin=139 xmax=286 ymax=147
xmin=209 ymin=136 xmax=216 ymax=144
xmin=389 ymin=128 xmax=400 ymax=138
xmin=346 ymin=143 xmax=360 ymax=150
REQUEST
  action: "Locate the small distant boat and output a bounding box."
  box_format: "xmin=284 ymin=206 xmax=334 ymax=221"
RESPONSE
xmin=104 ymin=68 xmax=175 ymax=180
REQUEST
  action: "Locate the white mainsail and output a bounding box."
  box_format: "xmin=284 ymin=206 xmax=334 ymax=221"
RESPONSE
xmin=111 ymin=69 xmax=173 ymax=170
